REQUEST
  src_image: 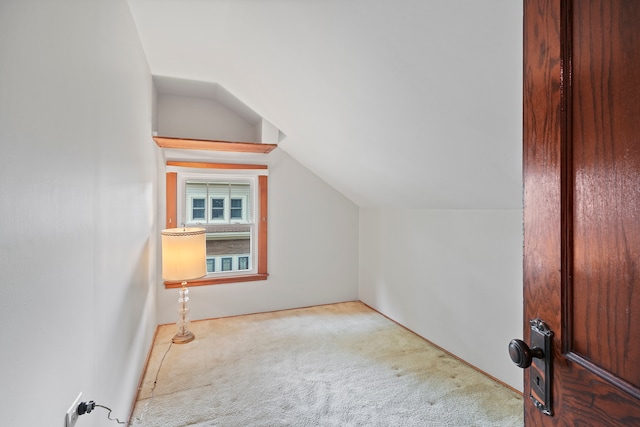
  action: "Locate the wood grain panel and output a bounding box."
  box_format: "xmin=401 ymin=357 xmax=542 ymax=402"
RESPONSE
xmin=523 ymin=0 xmax=564 ymax=423
xmin=524 ymin=0 xmax=640 ymax=424
xmin=570 ymin=0 xmax=640 ymax=388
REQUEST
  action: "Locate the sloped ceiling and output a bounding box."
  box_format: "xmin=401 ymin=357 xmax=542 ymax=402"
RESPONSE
xmin=127 ymin=0 xmax=522 ymax=209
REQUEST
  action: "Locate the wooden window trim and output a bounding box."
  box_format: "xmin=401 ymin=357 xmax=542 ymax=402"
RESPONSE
xmin=257 ymin=175 xmax=268 ymax=275
xmin=166 ymin=172 xmax=178 ymax=229
xmin=164 ymin=163 xmax=268 ymax=288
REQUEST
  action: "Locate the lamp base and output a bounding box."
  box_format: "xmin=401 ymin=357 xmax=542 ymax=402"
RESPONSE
xmin=172 ymin=331 xmax=195 ymax=344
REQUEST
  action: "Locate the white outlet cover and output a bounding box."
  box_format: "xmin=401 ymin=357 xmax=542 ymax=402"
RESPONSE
xmin=65 ymin=392 xmax=82 ymax=427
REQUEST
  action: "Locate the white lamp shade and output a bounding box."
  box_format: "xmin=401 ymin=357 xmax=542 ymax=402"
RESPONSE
xmin=161 ymin=228 xmax=207 ymax=281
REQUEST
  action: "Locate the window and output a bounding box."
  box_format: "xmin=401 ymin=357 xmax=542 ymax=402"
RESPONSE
xmin=192 ymin=198 xmax=205 ymax=220
xmin=230 ymin=198 xmax=243 ymax=219
xmin=221 ymin=257 xmax=233 ymax=271
xmin=165 ymin=161 xmax=268 ymax=287
xmin=184 ymin=180 xmax=251 ymax=275
xmin=211 ymin=198 xmax=224 ymax=219
xmin=238 ymin=256 xmax=249 ymax=270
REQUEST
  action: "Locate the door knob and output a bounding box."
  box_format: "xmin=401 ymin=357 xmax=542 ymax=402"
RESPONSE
xmin=508 ymin=319 xmax=554 ymax=416
xmin=508 ymin=338 xmax=544 ymax=368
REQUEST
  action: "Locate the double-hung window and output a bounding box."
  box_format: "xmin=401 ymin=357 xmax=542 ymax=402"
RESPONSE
xmin=165 ymin=162 xmax=268 ymax=287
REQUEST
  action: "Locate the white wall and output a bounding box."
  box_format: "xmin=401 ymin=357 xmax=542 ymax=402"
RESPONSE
xmin=353 ymin=0 xmax=524 ymax=393
xmin=157 ymin=147 xmax=360 ymax=324
xmin=157 ymin=94 xmax=259 ymax=142
xmin=0 ymin=1 xmax=158 ymax=426
xmin=359 ymin=208 xmax=523 ymax=391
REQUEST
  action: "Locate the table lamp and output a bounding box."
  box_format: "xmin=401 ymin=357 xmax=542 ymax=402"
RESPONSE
xmin=161 ymin=227 xmax=207 ymax=344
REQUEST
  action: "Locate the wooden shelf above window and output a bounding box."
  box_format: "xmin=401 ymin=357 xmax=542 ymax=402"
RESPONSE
xmin=153 ymin=136 xmax=277 ymax=154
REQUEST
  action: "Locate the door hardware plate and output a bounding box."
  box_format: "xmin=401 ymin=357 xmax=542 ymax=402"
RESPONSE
xmin=529 ymin=319 xmax=553 ymax=416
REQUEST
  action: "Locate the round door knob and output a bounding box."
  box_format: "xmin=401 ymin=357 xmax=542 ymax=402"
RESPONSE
xmin=509 ymin=339 xmax=544 ymax=368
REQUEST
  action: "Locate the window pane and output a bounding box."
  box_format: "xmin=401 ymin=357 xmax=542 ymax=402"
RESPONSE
xmin=211 ymin=198 xmax=224 ymax=219
xmin=230 ymin=198 xmax=243 ymax=219
xmin=205 ymin=225 xmax=251 ymax=273
xmin=239 ymin=256 xmax=249 ymax=270
xmin=230 ymin=183 xmax=251 ymax=221
xmin=206 ymin=258 xmax=215 ymax=273
xmin=192 ymin=198 xmax=205 ymax=220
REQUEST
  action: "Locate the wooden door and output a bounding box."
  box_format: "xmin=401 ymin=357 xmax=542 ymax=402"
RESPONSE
xmin=523 ymin=0 xmax=640 ymax=425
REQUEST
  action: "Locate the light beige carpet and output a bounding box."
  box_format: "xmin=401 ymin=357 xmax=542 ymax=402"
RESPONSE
xmin=131 ymin=302 xmax=523 ymax=426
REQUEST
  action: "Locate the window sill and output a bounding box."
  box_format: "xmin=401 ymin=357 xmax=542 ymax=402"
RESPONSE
xmin=164 ymin=273 xmax=268 ymax=288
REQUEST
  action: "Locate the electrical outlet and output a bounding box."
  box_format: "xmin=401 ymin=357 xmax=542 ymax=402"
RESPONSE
xmin=65 ymin=393 xmax=82 ymax=427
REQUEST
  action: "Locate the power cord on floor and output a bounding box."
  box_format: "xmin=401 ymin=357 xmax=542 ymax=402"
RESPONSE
xmin=75 ymin=341 xmax=174 ymax=426
xmin=94 ymin=404 xmax=127 ymax=425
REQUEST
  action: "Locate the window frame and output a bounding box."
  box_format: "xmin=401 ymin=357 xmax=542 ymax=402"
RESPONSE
xmin=206 ymin=258 xmax=215 ymax=273
xmin=165 ymin=161 xmax=268 ymax=288
xmin=238 ymin=256 xmax=249 ymax=270
xmin=221 ymin=257 xmax=233 ymax=271
xmin=210 ymin=197 xmax=225 ymax=220
xmin=229 ymin=197 xmax=245 ymax=220
xmin=190 ymin=196 xmax=206 ymax=221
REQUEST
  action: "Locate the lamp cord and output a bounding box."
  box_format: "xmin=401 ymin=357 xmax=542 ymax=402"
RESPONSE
xmin=94 ymin=341 xmax=173 ymax=425
xmin=94 ymin=404 xmax=127 ymax=425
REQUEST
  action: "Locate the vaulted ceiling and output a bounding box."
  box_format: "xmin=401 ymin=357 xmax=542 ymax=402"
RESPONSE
xmin=127 ymin=0 xmax=523 ymax=209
